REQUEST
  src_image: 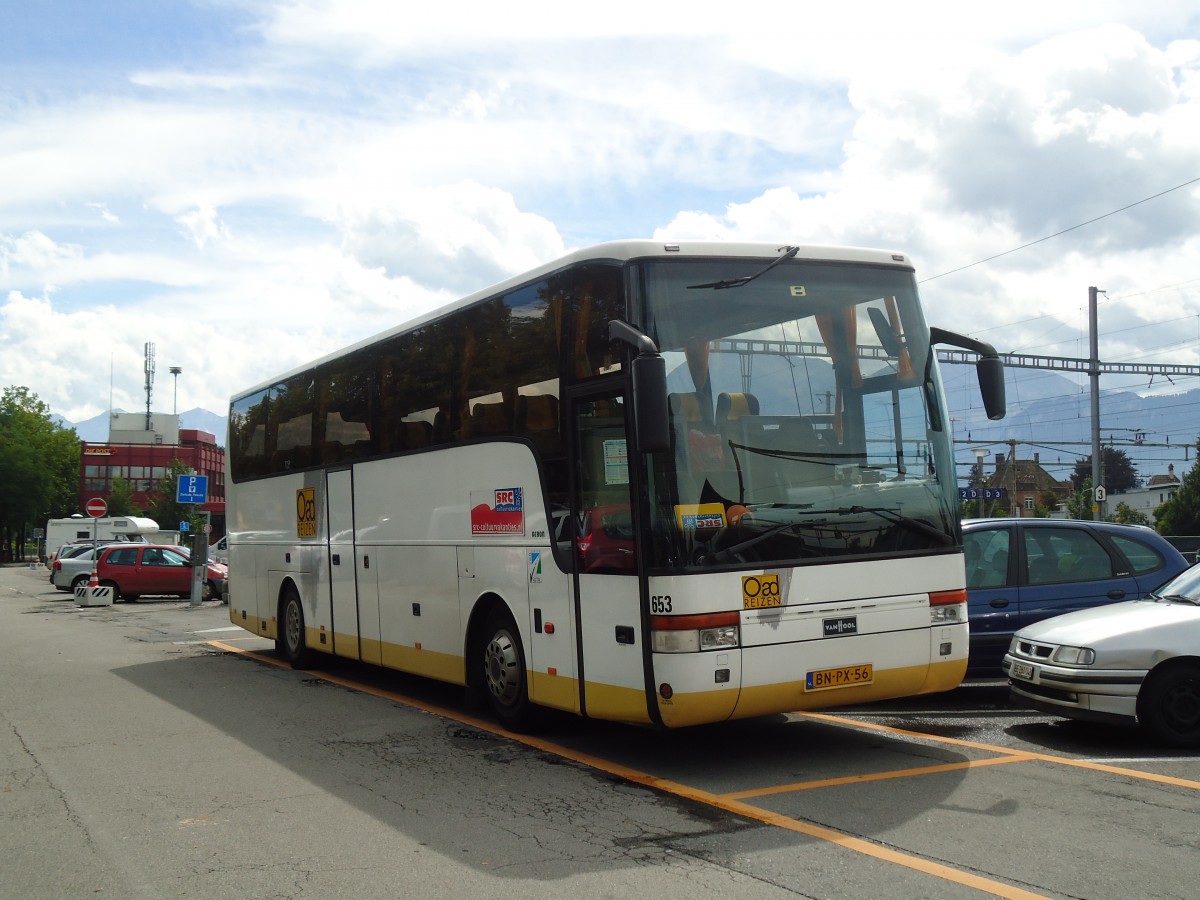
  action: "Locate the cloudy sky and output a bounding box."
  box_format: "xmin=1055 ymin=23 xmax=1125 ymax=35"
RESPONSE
xmin=2 ymin=1 xmax=1198 ymax=435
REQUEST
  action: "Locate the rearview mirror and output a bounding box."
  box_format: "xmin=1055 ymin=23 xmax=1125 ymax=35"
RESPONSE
xmin=609 ymin=320 xmax=671 ymax=453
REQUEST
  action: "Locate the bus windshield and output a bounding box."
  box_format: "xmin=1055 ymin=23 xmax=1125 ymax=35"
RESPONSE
xmin=639 ymin=256 xmax=958 ymax=569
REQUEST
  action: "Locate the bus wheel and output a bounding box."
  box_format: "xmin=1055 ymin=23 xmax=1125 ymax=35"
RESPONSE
xmin=480 ymin=608 xmax=537 ymax=732
xmin=278 ymin=587 xmax=315 ymax=668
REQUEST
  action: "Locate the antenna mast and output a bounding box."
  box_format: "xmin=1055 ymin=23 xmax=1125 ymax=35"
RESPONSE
xmin=144 ymin=341 xmax=156 ymax=430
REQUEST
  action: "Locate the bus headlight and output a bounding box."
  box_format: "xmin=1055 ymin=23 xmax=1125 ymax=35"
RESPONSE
xmin=930 ymin=605 xmax=963 ymax=624
xmin=929 ymin=588 xmax=966 ymax=624
xmin=651 ymin=612 xmax=740 ymax=653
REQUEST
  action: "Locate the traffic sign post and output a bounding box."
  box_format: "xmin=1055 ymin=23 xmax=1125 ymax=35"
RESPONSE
xmin=175 ymin=476 xmax=209 ymax=607
xmin=84 ymin=497 xmax=107 ymax=587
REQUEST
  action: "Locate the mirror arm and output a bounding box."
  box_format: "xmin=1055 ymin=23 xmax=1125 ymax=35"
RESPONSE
xmin=929 ymin=327 xmax=1000 ymax=361
xmin=609 ymin=320 xmax=660 ymax=355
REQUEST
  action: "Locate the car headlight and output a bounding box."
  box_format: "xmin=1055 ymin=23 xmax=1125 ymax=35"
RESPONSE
xmin=1051 ymin=645 xmax=1095 ymax=666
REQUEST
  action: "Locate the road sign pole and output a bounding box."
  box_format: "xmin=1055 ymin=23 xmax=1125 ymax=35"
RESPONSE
xmin=90 ymin=515 xmax=99 ymax=587
xmin=84 ymin=497 xmax=108 ymax=587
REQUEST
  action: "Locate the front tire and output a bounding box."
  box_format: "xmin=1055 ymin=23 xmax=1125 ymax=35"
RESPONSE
xmin=277 ymin=587 xmax=315 ymax=668
xmin=1138 ymin=663 xmax=1200 ymax=748
xmin=479 ymin=607 xmax=537 ymax=731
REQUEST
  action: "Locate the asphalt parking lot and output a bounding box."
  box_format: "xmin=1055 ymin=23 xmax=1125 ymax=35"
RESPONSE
xmin=4 ymin=561 xmax=1198 ymax=899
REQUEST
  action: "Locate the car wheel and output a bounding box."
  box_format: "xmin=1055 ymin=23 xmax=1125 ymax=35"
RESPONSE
xmin=102 ymin=581 xmax=124 ymax=603
xmin=70 ymin=575 xmax=90 ymax=591
xmin=277 ymin=586 xmax=315 ymax=668
xmin=202 ymin=580 xmax=219 ymax=602
xmin=477 ymin=607 xmax=538 ymax=732
xmin=1138 ymin=663 xmax=1200 ymax=748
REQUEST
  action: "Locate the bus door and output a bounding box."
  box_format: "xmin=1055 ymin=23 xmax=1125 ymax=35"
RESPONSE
xmin=568 ymin=390 xmax=651 ymax=723
xmin=326 ymin=468 xmax=361 ymax=660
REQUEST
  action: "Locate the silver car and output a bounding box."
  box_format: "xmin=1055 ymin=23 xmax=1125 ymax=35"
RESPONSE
xmin=1003 ymin=563 xmax=1200 ymax=748
xmin=51 ymin=547 xmax=107 ymax=591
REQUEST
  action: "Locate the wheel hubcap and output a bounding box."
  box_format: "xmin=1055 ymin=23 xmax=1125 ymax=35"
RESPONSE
xmin=483 ymin=629 xmax=521 ymax=706
xmin=286 ymin=602 xmax=301 ymax=651
xmin=1163 ymin=680 xmax=1200 ymax=734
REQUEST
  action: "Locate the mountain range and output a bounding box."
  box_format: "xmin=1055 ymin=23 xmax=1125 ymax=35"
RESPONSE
xmin=55 ymin=369 xmax=1200 ymax=485
xmin=59 ymin=408 xmax=229 ymax=445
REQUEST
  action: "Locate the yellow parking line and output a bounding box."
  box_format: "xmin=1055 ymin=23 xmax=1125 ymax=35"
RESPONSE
xmin=208 ymin=641 xmax=1050 ymax=900
xmin=798 ymin=712 xmax=1200 ymax=791
xmin=723 ymin=754 xmax=1033 ymax=800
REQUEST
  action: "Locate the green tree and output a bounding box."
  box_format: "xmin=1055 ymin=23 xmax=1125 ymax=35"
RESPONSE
xmin=1071 ymin=447 xmax=1140 ymax=493
xmin=143 ymin=458 xmax=208 ymax=538
xmin=1155 ymin=442 xmax=1200 ymax=535
xmin=1034 ymin=490 xmax=1060 ymax=518
xmin=1109 ymin=501 xmax=1150 ymax=526
xmin=1066 ymin=476 xmax=1094 ymax=521
xmin=106 ymin=476 xmax=141 ymax=516
xmin=0 ymin=386 xmax=80 ymax=561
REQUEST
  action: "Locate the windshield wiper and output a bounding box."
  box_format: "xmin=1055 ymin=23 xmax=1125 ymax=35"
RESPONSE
xmin=838 ymin=505 xmax=954 ymax=546
xmin=1152 ymin=593 xmax=1200 ymax=606
xmin=703 ymin=519 xmax=826 ymax=564
xmin=686 ymin=245 xmax=799 ymax=290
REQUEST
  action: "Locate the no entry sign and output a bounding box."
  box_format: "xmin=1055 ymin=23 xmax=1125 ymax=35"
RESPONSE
xmin=85 ymin=497 xmax=108 ymax=518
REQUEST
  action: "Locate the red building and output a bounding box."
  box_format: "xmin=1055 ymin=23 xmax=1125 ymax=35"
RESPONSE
xmin=79 ymin=417 xmax=226 ymax=534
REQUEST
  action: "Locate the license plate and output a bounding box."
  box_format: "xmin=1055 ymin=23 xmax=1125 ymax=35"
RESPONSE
xmin=1010 ymin=660 xmax=1036 ymax=681
xmin=806 ymin=664 xmax=874 ymax=691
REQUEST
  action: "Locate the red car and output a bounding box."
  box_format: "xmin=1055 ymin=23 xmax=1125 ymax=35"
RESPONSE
xmin=577 ymin=506 xmax=636 ymax=573
xmin=54 ymin=544 xmax=226 ymax=602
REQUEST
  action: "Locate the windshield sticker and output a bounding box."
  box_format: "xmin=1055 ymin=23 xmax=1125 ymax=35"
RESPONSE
xmin=470 ymin=488 xmax=525 ymax=535
xmin=602 ymin=439 xmax=629 ymax=485
xmin=675 ymin=503 xmax=727 ymax=530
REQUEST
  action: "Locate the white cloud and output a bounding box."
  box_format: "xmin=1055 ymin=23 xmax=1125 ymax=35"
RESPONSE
xmin=2 ymin=0 xmax=1199 ymax=430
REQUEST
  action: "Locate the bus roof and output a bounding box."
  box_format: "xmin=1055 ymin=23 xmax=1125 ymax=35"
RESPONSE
xmin=231 ymin=239 xmax=914 ymax=402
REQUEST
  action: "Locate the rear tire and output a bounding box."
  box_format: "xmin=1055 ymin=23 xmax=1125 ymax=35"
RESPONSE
xmin=277 ymin=586 xmax=316 ymax=668
xmin=1138 ymin=663 xmax=1200 ymax=748
xmin=478 ymin=607 xmax=538 ymax=732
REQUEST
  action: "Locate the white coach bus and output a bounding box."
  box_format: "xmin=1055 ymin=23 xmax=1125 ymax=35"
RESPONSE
xmin=225 ymin=240 xmax=1005 ymax=730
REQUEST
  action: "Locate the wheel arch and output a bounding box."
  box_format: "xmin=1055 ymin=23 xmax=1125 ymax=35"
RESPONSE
xmin=464 ymin=591 xmax=521 ymax=692
xmin=1142 ymin=654 xmax=1200 ymax=685
xmin=275 ymin=575 xmax=304 ymax=622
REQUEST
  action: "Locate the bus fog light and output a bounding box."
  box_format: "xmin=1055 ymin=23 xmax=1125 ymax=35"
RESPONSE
xmin=939 ymin=641 xmax=952 ymax=656
xmin=715 ymin=669 xmax=730 ymax=684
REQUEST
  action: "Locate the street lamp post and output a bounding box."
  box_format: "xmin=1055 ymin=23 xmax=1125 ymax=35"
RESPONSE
xmin=169 ymin=366 xmax=182 ymax=414
xmin=972 ymin=447 xmax=989 ymax=517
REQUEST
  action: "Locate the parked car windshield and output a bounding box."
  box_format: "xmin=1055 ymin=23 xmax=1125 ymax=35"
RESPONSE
xmin=1150 ymin=565 xmax=1200 ymax=604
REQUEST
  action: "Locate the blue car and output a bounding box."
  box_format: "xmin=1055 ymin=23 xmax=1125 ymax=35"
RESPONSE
xmin=962 ymin=518 xmax=1189 ymax=676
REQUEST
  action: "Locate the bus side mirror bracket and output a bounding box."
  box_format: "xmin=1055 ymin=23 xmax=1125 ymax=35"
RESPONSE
xmin=608 ymin=321 xmax=671 ymax=453
xmin=929 ymin=327 xmax=1007 ymax=421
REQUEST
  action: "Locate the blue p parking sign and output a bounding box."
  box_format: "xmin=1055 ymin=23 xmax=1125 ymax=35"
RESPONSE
xmin=177 ymin=475 xmax=208 ymax=504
